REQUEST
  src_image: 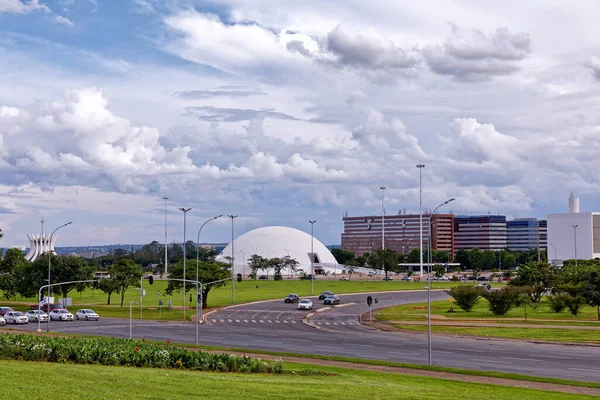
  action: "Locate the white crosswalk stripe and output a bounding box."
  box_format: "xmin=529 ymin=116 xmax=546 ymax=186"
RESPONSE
xmin=291 ymin=321 xmax=296 ymax=324
xmin=243 ymin=319 xmax=248 ymax=323
xmin=275 ymin=320 xmax=280 ymax=323
xmin=252 ymin=320 xmax=257 ymax=323
xmin=235 ymin=319 xmax=240 ymax=322
xmin=268 ymin=320 xmax=272 ymax=323
xmin=220 ymin=319 xmax=224 ymax=323
xmin=228 ymin=319 xmax=232 ymax=323
xmin=259 ymin=320 xmax=264 ymax=323
xmin=283 ymin=320 xmax=288 ymax=323
xmin=212 ymin=319 xmax=217 ymax=323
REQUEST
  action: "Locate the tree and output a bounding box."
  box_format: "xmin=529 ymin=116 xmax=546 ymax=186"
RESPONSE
xmin=432 ymin=264 xmax=445 ymax=280
xmin=483 ymin=287 xmax=519 ymax=316
xmin=165 ymin=260 xmax=231 ymax=309
xmin=0 ymin=248 xmax=28 ymax=300
xmin=582 ymin=270 xmax=600 ymax=320
xmin=367 ymin=248 xmax=399 ymax=277
xmin=481 ymin=251 xmax=496 ymax=270
xmin=248 ymin=254 xmax=265 ymax=280
xmin=270 ymin=258 xmax=285 ymax=281
xmin=435 ymin=250 xmax=451 ymax=264
xmin=454 ymin=249 xmax=470 ymax=269
xmin=48 ymin=256 xmax=94 ymax=299
xmin=109 ymin=258 xmax=143 ymax=307
xmin=97 ymin=278 xmax=120 ymax=305
xmin=468 ymin=248 xmax=484 ymax=271
xmin=407 ymin=248 xmax=420 ymax=264
xmin=446 ymin=286 xmax=484 ymax=312
xmin=331 ymin=249 xmax=356 ymax=265
xmin=281 ymin=256 xmax=299 ymax=276
xmin=517 ymin=292 xmax=533 ymax=321
xmin=509 ymin=261 xmax=556 ymax=304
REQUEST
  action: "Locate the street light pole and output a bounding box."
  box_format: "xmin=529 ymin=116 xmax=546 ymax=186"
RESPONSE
xmin=572 ymin=225 xmax=578 ymax=267
xmin=380 ymin=186 xmax=386 ymax=275
xmin=426 ymin=198 xmax=455 ymax=367
xmin=196 ymin=214 xmax=222 ymax=319
xmin=163 ymin=197 xmax=168 ymax=276
xmin=417 ymin=164 xmax=425 ymax=278
xmin=549 ymin=242 xmax=557 ymax=262
xmin=179 ymin=207 xmax=191 ymax=320
xmin=309 ymin=220 xmax=316 ymax=295
xmin=47 ymin=221 xmax=72 ymax=332
xmin=228 ymin=215 xmax=238 ymax=304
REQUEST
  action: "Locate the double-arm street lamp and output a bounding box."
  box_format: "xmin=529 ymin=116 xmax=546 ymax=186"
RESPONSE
xmin=47 ymin=221 xmax=73 ymax=332
xmin=179 ymin=208 xmax=192 ymax=320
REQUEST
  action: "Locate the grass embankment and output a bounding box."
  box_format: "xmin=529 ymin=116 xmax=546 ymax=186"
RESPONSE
xmin=376 ymin=298 xmax=600 ymax=343
xmin=1 ymin=280 xmax=493 ymax=321
xmin=1 ymin=360 xmax=594 ymax=400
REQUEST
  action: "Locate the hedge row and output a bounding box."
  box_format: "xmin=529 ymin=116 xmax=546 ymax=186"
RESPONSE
xmin=0 ymin=334 xmax=283 ymax=373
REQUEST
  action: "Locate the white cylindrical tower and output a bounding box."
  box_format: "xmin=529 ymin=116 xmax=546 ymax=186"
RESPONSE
xmin=569 ymin=192 xmax=580 ymax=214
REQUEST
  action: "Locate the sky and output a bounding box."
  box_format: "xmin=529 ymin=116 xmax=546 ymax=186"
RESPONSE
xmin=1 ymin=0 xmax=600 ymax=248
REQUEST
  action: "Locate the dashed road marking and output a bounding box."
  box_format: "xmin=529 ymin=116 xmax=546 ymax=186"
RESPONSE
xmin=243 ymin=319 xmax=248 ymax=323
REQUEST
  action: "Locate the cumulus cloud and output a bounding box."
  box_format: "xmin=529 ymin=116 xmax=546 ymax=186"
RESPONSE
xmin=0 ymin=0 xmax=49 ymax=13
xmin=585 ymin=56 xmax=600 ymax=80
xmin=54 ymin=15 xmax=74 ymax=26
xmin=287 ymin=24 xmax=417 ymax=83
xmin=423 ymin=24 xmax=531 ymax=81
xmin=134 ymin=0 xmax=155 ymax=14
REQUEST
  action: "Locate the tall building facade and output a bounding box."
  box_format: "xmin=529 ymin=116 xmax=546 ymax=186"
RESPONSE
xmin=507 ymin=218 xmax=547 ymax=251
xmin=453 ymin=215 xmax=507 ymax=251
xmin=341 ymin=213 xmax=454 ymax=257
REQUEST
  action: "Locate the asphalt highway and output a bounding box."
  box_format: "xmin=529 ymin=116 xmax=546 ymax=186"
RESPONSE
xmin=5 ymin=289 xmax=600 ymax=383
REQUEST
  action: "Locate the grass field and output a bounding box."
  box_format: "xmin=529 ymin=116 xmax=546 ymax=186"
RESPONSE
xmin=0 ymin=359 xmax=593 ymax=400
xmin=0 ymin=280 xmax=494 ymax=320
xmin=376 ymin=298 xmax=600 ymax=343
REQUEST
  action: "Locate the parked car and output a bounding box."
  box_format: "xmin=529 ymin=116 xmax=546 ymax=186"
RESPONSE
xmin=297 ymin=299 xmax=313 ymax=310
xmin=284 ymin=294 xmax=300 ymax=303
xmin=0 ymin=316 xmax=5 ymax=326
xmin=476 ymin=282 xmax=491 ymax=290
xmin=49 ymin=309 xmax=74 ymax=321
xmin=75 ymin=309 xmax=100 ymax=321
xmin=300 ymin=274 xmax=316 ymax=281
xmin=258 ymin=275 xmax=268 ymax=280
xmin=401 ymin=276 xmax=411 ymax=281
xmin=318 ymin=291 xmax=334 ymax=300
xmin=383 ymin=276 xmax=393 ymax=281
xmin=5 ymin=311 xmax=28 ymax=324
xmin=0 ymin=306 xmax=14 ymax=316
xmin=477 ymin=276 xmax=489 ymax=281
xmin=25 ymin=310 xmax=49 ymax=322
xmin=339 ymin=276 xmax=349 ymax=281
xmin=323 ymin=295 xmax=341 ymax=305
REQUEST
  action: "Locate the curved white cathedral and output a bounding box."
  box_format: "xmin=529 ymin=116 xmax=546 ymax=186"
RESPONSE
xmin=25 ymin=233 xmax=57 ymax=262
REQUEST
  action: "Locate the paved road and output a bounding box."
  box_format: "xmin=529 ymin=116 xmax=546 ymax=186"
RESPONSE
xmin=5 ymin=290 xmax=600 ymax=383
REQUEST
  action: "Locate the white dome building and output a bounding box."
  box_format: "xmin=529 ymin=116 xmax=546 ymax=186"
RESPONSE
xmin=216 ymin=226 xmax=340 ymax=276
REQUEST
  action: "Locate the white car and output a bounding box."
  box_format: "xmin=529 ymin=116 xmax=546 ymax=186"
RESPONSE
xmin=0 ymin=316 xmax=5 ymax=326
xmin=49 ymin=309 xmax=74 ymax=321
xmin=75 ymin=309 xmax=100 ymax=321
xmin=298 ymin=299 xmax=313 ymax=310
xmin=339 ymin=276 xmax=349 ymax=281
xmin=5 ymin=311 xmax=28 ymax=324
xmin=25 ymin=310 xmax=49 ymax=322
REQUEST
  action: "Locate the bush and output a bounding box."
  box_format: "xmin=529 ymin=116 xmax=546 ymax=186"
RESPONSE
xmin=558 ymin=294 xmax=586 ymax=316
xmin=0 ymin=334 xmax=284 ymax=374
xmin=483 ymin=287 xmax=519 ymax=316
xmin=548 ymin=295 xmax=566 ymax=313
xmin=446 ymin=286 xmax=484 ymax=312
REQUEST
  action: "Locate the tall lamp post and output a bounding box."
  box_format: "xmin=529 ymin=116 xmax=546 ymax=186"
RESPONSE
xmin=47 ymin=221 xmax=72 ymax=332
xmin=238 ymin=250 xmax=246 ymax=277
xmin=417 ymin=164 xmax=425 ymax=277
xmin=228 ymin=215 xmax=238 ymax=303
xmin=196 ymin=215 xmax=222 ymax=310
xmin=549 ymin=242 xmax=557 ymax=263
xmin=309 ymin=220 xmax=316 ymax=295
xmin=380 ymin=186 xmax=386 ymax=275
xmin=572 ymin=225 xmax=578 ymax=267
xmin=426 ymin=198 xmax=454 ymax=366
xmin=163 ymin=197 xmax=168 ymax=276
xmin=179 ymin=207 xmax=192 ymax=320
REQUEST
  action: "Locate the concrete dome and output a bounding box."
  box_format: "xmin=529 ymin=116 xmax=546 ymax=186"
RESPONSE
xmin=216 ymin=226 xmax=339 ymax=276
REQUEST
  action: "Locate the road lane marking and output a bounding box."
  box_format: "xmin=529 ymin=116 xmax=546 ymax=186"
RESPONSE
xmin=268 ymin=320 xmax=273 ymax=323
xmin=259 ymin=320 xmax=264 ymax=323
xmin=220 ymin=319 xmax=224 ymax=323
xmin=235 ymin=319 xmax=240 ymax=322
xmin=470 ymin=358 xmax=513 ymax=365
xmin=251 ymin=320 xmax=257 ymax=323
xmin=228 ymin=319 xmax=232 ymax=323
xmin=276 ymin=320 xmax=280 ymax=323
xmin=291 ymin=321 xmax=296 ymax=324
xmin=500 ymin=356 xmax=543 ymax=362
xmin=568 ymin=368 xmax=600 ymax=373
xmin=212 ymin=319 xmax=217 ymax=323
xmin=243 ymin=319 xmax=248 ymax=323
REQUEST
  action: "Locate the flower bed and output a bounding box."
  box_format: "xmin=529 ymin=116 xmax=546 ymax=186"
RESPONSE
xmin=0 ymin=334 xmax=283 ymax=373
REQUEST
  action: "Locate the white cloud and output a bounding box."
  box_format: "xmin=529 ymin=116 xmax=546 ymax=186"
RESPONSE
xmin=0 ymin=0 xmax=49 ymax=14
xmin=134 ymin=0 xmax=155 ymax=14
xmin=585 ymin=56 xmax=600 ymax=81
xmin=53 ymin=15 xmax=73 ymax=26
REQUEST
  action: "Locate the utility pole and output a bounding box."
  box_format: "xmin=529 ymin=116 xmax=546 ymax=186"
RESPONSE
xmin=228 ymin=215 xmax=238 ymax=304
xmin=309 ymin=220 xmax=316 ymax=295
xmin=163 ymin=197 xmax=168 ymax=276
xmin=179 ymin=207 xmax=192 ymax=320
xmin=380 ymin=186 xmax=386 ymax=275
xmin=417 ymin=164 xmax=425 ymax=277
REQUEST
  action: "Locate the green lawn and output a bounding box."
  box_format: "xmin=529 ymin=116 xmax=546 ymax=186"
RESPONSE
xmin=0 ymin=360 xmax=592 ymax=400
xmin=1 ymin=280 xmax=493 ymax=321
xmin=376 ymin=298 xmax=600 ymax=343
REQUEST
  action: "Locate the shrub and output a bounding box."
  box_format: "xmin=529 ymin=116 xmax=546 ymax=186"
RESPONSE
xmin=548 ymin=295 xmax=566 ymax=313
xmin=558 ymin=294 xmax=586 ymax=316
xmin=0 ymin=334 xmax=284 ymax=374
xmin=483 ymin=287 xmax=519 ymax=316
xmin=446 ymin=286 xmax=484 ymax=312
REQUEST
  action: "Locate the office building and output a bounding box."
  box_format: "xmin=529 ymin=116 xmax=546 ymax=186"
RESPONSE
xmin=453 ymin=215 xmax=507 ymax=251
xmin=507 ymin=218 xmax=547 ymax=252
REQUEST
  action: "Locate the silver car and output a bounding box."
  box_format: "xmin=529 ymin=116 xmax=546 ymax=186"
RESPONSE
xmin=75 ymin=309 xmax=100 ymax=321
xmin=25 ymin=310 xmax=49 ymax=322
xmin=0 ymin=316 xmax=5 ymax=326
xmin=49 ymin=309 xmax=74 ymax=321
xmin=5 ymin=311 xmax=28 ymax=324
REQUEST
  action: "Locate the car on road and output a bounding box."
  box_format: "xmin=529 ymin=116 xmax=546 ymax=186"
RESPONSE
xmin=297 ymin=299 xmax=313 ymax=310
xmin=0 ymin=316 xmax=5 ymax=326
xmin=284 ymin=294 xmax=300 ymax=303
xmin=477 ymin=276 xmax=489 ymax=281
xmin=258 ymin=275 xmax=269 ymax=280
xmin=476 ymin=282 xmax=491 ymax=290
xmin=75 ymin=309 xmax=100 ymax=321
xmin=49 ymin=309 xmax=74 ymax=321
xmin=0 ymin=306 xmax=14 ymax=316
xmin=383 ymin=276 xmax=393 ymax=281
xmin=401 ymin=276 xmax=411 ymax=281
xmin=25 ymin=310 xmax=49 ymax=322
xmin=323 ymin=295 xmax=341 ymax=305
xmin=300 ymin=274 xmax=316 ymax=281
xmin=5 ymin=311 xmax=28 ymax=324
xmin=339 ymin=276 xmax=349 ymax=281
xmin=318 ymin=291 xmax=334 ymax=300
